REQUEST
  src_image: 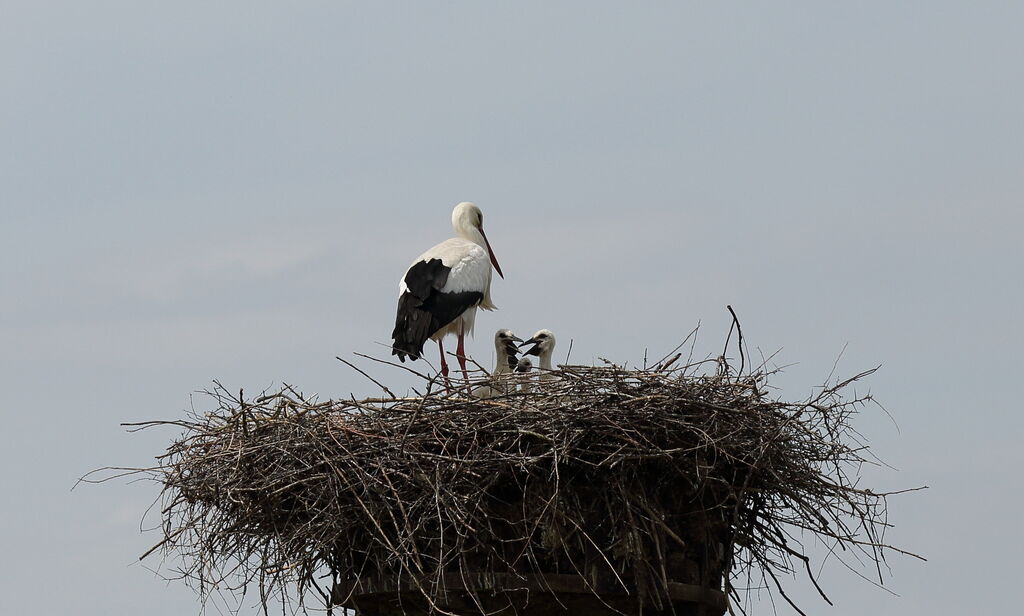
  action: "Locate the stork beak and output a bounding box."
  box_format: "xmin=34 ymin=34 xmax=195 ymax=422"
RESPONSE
xmin=477 ymin=225 xmax=504 ymax=279
xmin=519 ymin=337 xmax=541 ymax=356
xmin=502 ymin=334 xmax=523 ymax=364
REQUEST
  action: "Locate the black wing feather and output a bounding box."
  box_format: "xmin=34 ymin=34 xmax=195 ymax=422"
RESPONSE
xmin=391 ymin=258 xmax=483 ymax=362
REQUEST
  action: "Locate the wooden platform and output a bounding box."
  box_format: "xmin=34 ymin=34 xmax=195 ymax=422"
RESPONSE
xmin=333 ymin=573 xmax=728 ymax=616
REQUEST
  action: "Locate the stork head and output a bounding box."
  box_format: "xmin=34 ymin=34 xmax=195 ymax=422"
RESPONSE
xmin=452 ymin=201 xmax=482 ymax=230
xmin=520 ymin=329 xmax=556 ymax=358
xmin=452 ymin=202 xmax=504 ymax=279
xmin=494 ymin=329 xmax=522 ymax=370
xmin=515 ymin=356 xmax=534 ymax=373
xmin=495 ymin=328 xmax=523 ymax=346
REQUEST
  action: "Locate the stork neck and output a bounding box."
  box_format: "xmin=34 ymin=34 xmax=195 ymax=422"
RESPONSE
xmin=456 ymin=224 xmax=488 ymax=251
xmin=538 ymin=351 xmax=553 ymax=372
xmin=494 ymin=349 xmax=512 ymax=374
xmin=494 ymin=339 xmax=517 ymax=374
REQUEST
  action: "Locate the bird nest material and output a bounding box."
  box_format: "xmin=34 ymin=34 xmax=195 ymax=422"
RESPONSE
xmin=111 ymin=348 xmax=918 ymax=616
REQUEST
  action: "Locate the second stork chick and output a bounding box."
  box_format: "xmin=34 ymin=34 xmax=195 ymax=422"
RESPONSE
xmin=520 ymin=329 xmax=557 ymax=382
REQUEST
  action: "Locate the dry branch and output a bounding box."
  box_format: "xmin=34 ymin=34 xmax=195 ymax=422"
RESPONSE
xmin=103 ymin=350 xmax=918 ymax=614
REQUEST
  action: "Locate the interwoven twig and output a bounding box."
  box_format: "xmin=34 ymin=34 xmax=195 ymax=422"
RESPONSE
xmin=93 ymin=352 xmax=921 ymax=615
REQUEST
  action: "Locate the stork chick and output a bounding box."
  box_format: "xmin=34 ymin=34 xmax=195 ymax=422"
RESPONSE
xmin=493 ymin=329 xmax=523 ymax=375
xmin=520 ymin=329 xmax=557 ymax=381
xmin=514 ymin=356 xmax=533 ymax=374
xmin=514 ymin=356 xmax=534 ymax=393
xmin=471 ymin=329 xmax=522 ymax=398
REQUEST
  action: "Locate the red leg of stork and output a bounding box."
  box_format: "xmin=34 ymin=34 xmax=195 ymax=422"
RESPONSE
xmin=437 ymin=339 xmax=451 ymax=390
xmin=456 ymin=328 xmax=470 ymax=383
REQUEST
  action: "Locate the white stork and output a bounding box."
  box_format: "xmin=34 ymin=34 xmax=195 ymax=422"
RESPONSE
xmin=520 ymin=329 xmax=557 ymax=381
xmin=470 ymin=329 xmax=523 ymax=399
xmin=492 ymin=328 xmax=523 ymax=375
xmin=514 ymin=356 xmax=533 ymax=374
xmin=514 ymin=355 xmax=534 ymax=393
xmin=391 ymin=202 xmax=503 ymax=381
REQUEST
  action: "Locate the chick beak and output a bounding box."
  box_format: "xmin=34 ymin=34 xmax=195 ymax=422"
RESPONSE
xmin=519 ymin=337 xmax=542 ymax=356
xmin=502 ymin=335 xmax=523 ymax=359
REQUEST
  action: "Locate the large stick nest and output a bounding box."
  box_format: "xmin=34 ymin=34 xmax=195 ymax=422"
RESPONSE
xmin=115 ymin=349 xmax=916 ymax=615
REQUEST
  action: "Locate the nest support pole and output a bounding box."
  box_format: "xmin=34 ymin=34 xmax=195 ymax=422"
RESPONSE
xmin=333 ymin=573 xmax=728 ymax=616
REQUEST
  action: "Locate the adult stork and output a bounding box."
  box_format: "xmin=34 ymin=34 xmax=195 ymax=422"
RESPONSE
xmin=391 ymin=202 xmax=504 ymax=381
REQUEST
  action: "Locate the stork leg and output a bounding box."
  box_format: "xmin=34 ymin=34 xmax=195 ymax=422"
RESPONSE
xmin=456 ymin=328 xmax=470 ymax=383
xmin=437 ymin=339 xmax=451 ymax=391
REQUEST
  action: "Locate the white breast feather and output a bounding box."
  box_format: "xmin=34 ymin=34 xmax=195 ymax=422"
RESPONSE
xmin=398 ymin=238 xmax=495 ymax=309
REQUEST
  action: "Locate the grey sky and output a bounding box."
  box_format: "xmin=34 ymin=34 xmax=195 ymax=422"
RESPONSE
xmin=3 ymin=2 xmax=1022 ymax=614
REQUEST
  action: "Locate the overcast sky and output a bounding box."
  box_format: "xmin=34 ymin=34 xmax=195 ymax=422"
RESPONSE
xmin=3 ymin=2 xmax=1022 ymax=614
